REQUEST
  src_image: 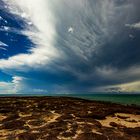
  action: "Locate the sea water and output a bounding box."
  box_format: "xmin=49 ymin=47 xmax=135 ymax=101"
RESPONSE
xmin=67 ymin=93 xmax=140 ymax=105
xmin=0 ymin=93 xmax=140 ymax=106
xmin=53 ymin=93 xmax=140 ymax=106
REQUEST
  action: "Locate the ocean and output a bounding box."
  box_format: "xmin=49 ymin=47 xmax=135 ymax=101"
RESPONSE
xmin=0 ymin=93 xmax=140 ymax=106
xmin=64 ymin=94 xmax=140 ymax=106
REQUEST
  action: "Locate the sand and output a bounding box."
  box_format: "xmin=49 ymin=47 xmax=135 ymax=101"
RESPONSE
xmin=0 ymin=96 xmax=140 ymax=140
xmin=98 ymin=113 xmax=140 ymax=128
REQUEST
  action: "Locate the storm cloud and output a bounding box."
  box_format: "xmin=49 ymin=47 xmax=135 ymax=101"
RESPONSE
xmin=0 ymin=0 xmax=140 ymax=93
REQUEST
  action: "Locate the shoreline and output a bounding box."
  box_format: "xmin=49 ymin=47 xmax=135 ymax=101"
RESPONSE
xmin=0 ymin=95 xmax=139 ymax=106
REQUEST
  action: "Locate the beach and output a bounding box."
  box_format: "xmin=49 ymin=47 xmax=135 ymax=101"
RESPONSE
xmin=0 ymin=97 xmax=140 ymax=140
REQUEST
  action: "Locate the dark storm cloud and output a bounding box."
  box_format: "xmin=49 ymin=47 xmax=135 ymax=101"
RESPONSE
xmin=0 ymin=0 xmax=140 ymax=93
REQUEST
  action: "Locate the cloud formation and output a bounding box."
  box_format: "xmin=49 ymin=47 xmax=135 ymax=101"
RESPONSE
xmin=0 ymin=41 xmax=8 ymax=50
xmin=0 ymin=0 xmax=140 ymax=93
xmin=126 ymin=22 xmax=140 ymax=30
xmin=0 ymin=0 xmax=59 ymax=69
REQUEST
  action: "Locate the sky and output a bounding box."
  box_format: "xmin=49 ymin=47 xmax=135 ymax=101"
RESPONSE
xmin=0 ymin=0 xmax=140 ymax=94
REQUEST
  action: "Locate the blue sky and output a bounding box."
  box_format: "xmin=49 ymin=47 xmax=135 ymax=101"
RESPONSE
xmin=0 ymin=0 xmax=140 ymax=94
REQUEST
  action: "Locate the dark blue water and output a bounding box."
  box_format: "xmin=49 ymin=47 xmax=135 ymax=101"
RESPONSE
xmin=0 ymin=93 xmax=140 ymax=106
xmin=63 ymin=94 xmax=140 ymax=106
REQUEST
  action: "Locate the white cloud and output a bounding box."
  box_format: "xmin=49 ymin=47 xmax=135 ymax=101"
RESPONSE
xmin=125 ymin=22 xmax=140 ymax=29
xmin=0 ymin=41 xmax=8 ymax=51
xmin=0 ymin=82 xmax=11 ymax=87
xmin=68 ymin=27 xmax=74 ymax=33
xmin=0 ymin=76 xmax=25 ymax=94
xmin=3 ymin=26 xmax=9 ymax=31
xmin=95 ymin=81 xmax=140 ymax=93
xmin=0 ymin=47 xmax=7 ymax=51
xmin=12 ymin=76 xmax=24 ymax=93
xmin=0 ymin=0 xmax=60 ymax=70
xmin=0 ymin=41 xmax=8 ymax=47
xmin=0 ymin=81 xmax=14 ymax=94
xmin=32 ymin=89 xmax=47 ymax=93
xmin=12 ymin=76 xmax=23 ymax=84
xmin=0 ymin=16 xmax=3 ymax=20
xmin=116 ymin=81 xmax=140 ymax=92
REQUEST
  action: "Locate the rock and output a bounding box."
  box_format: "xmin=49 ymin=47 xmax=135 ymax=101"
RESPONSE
xmin=76 ymin=132 xmax=108 ymax=140
xmin=110 ymin=122 xmax=118 ymax=127
xmin=0 ymin=97 xmax=139 ymax=139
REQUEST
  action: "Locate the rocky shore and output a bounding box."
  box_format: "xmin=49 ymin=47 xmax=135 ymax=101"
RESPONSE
xmin=0 ymin=97 xmax=140 ymax=140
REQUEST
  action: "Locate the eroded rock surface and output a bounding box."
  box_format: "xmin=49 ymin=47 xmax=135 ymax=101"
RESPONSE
xmin=0 ymin=97 xmax=140 ymax=140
